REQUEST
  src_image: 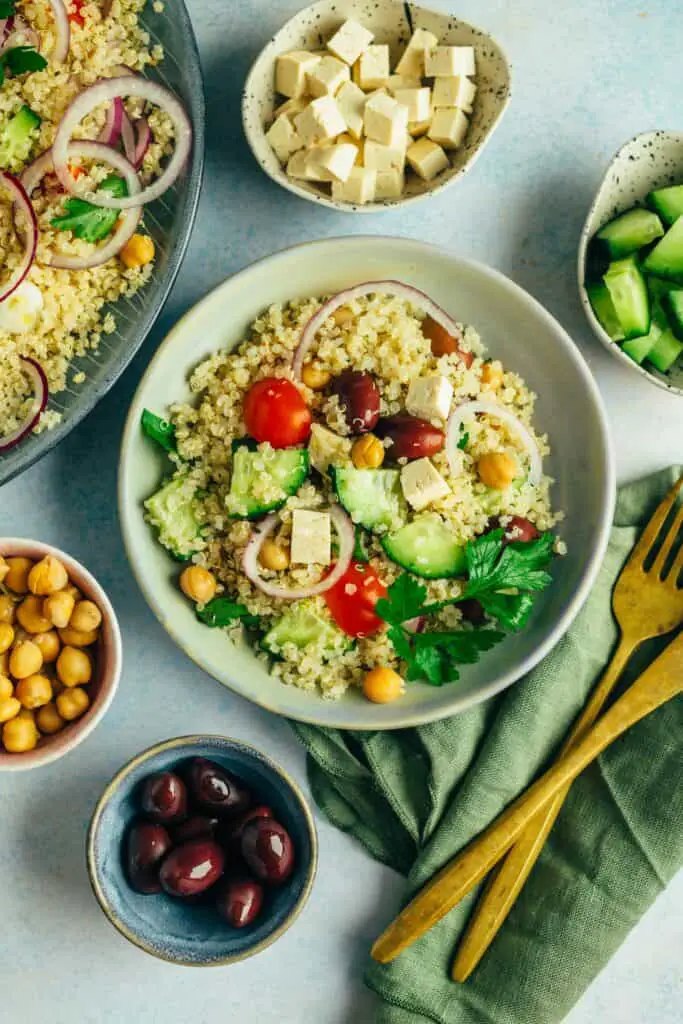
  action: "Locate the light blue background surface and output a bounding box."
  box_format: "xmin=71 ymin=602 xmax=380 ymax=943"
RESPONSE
xmin=1 ymin=1 xmax=680 ymax=1022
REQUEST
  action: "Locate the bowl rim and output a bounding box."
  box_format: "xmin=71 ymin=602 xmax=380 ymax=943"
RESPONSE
xmin=86 ymin=733 xmax=319 ymax=967
xmin=118 ymin=235 xmax=616 ymax=731
xmin=241 ymin=0 xmax=512 ymax=214
xmin=0 ymin=537 xmax=122 ymax=771
xmin=577 ymin=128 xmax=683 ymax=398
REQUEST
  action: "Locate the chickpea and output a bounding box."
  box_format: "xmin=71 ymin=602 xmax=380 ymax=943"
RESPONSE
xmin=0 ymin=623 xmax=15 ymax=654
xmin=58 ymin=626 xmax=99 ymax=648
xmin=33 ymin=630 xmax=61 ymax=664
xmin=69 ymin=600 xmax=102 ymax=633
xmin=9 ymin=641 xmax=43 ymax=680
xmin=56 ymin=686 xmax=90 ymax=722
xmin=28 ymin=556 xmax=69 ymax=596
xmin=36 ymin=702 xmax=65 ymax=736
xmin=332 ymin=305 xmax=355 ymax=327
xmin=43 ymin=590 xmax=75 ymax=629
xmin=4 ymin=556 xmax=33 ymax=594
xmin=2 ymin=715 xmax=38 ymax=753
xmin=120 ymin=233 xmax=155 ymax=269
xmin=477 ymin=451 xmax=518 ymax=490
xmin=15 ymin=673 xmax=53 ymax=710
xmin=302 ymin=362 xmax=331 ymax=391
xmin=352 ymin=433 xmax=385 ymax=470
xmin=0 ymin=676 xmax=13 ymax=701
xmin=0 ymin=556 xmax=8 ymax=585
xmin=258 ymin=539 xmax=290 ymax=572
xmin=12 ymin=627 xmax=31 ymax=646
xmin=0 ymin=697 xmax=21 ymax=723
xmin=481 ymin=361 xmax=504 ymax=391
xmin=0 ymin=595 xmax=16 ymax=624
xmin=363 ymin=667 xmax=405 ymax=704
xmin=64 ymin=584 xmax=82 ymax=603
xmin=57 ymin=646 xmax=92 ymax=687
xmin=17 ymin=595 xmax=54 ymax=634
xmin=179 ymin=566 xmax=217 ymax=605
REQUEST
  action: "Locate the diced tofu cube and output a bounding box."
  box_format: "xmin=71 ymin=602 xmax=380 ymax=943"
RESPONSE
xmin=393 ymin=86 xmax=432 ymax=123
xmin=336 ymin=80 xmax=367 ymax=140
xmin=364 ymin=92 xmax=409 ymax=148
xmin=332 ymin=166 xmax=377 ymax=204
xmin=363 ymin=139 xmax=406 ymax=172
xmin=395 ymin=27 xmax=439 ymax=77
xmin=307 ymin=55 xmax=350 ymax=98
xmin=272 ymin=97 xmax=307 ymax=120
xmin=266 ymin=113 xmax=304 ymax=163
xmin=354 ymin=44 xmax=390 ymax=90
xmin=308 ymin=424 xmax=351 ymax=475
xmin=408 ymin=118 xmax=432 ymax=138
xmin=432 ymin=76 xmax=477 ymax=112
xmin=425 ymin=45 xmax=476 ymax=78
xmin=406 ymin=137 xmax=449 ymax=180
xmin=294 ymin=96 xmax=347 ymax=144
xmin=287 ymin=144 xmax=334 ymax=181
xmin=317 ymin=142 xmax=358 ymax=182
xmin=387 ymin=74 xmax=422 ymax=93
xmin=290 ymin=510 xmax=332 ymax=565
xmin=276 ymin=51 xmax=321 ymax=98
xmin=400 ymin=459 xmax=451 ymax=511
xmin=428 ymin=107 xmax=469 ymax=149
xmin=375 ymin=168 xmax=405 ymax=200
xmin=405 ymin=375 xmax=454 ymax=422
xmin=327 ymin=18 xmax=374 ymax=66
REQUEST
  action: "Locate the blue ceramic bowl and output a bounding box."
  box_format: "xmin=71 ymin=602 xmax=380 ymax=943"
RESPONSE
xmin=87 ymin=736 xmax=318 ymax=966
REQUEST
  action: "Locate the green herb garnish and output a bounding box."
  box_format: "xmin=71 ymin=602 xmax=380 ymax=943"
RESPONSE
xmin=51 ymin=175 xmax=127 ymax=243
xmin=457 ymin=430 xmax=469 ymax=451
xmin=196 ymin=598 xmax=260 ymax=630
xmin=141 ymin=409 xmax=176 ymax=454
xmin=0 ymin=46 xmax=47 ymax=88
xmin=0 ymin=2 xmax=17 ymax=20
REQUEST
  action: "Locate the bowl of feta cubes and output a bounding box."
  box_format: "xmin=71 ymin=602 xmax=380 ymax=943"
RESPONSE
xmin=242 ymin=0 xmax=511 ymax=211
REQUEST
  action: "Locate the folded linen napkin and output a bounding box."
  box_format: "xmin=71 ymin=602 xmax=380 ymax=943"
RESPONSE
xmin=293 ymin=467 xmax=683 ymax=1024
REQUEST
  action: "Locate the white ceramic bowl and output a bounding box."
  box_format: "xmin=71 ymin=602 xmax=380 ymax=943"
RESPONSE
xmin=242 ymin=0 xmax=511 ymax=213
xmin=119 ymin=237 xmax=614 ymax=731
xmin=578 ymin=129 xmax=683 ymax=397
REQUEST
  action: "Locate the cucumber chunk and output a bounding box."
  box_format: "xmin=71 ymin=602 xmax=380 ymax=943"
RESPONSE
xmin=595 ymin=207 xmax=664 ymax=259
xmin=603 ymin=257 xmax=650 ymax=339
xmin=262 ymin=600 xmax=352 ymax=656
xmin=661 ymin=290 xmax=683 ymax=340
xmin=0 ymin=105 xmax=41 ymax=168
xmin=331 ymin=466 xmax=406 ymax=533
xmin=227 ymin=444 xmax=309 ymax=520
xmin=647 ymin=185 xmax=683 ymax=227
xmin=642 ymin=218 xmax=683 ymax=280
xmin=586 ymin=282 xmax=624 ymax=340
xmin=144 ymin=472 xmax=203 ymax=560
xmin=382 ymin=514 xmax=466 ymax=579
xmin=621 ymin=320 xmax=661 ymax=365
xmin=647 ymin=329 xmax=683 ymax=373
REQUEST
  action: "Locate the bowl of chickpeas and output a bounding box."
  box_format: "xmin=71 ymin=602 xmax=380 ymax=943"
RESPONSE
xmin=0 ymin=541 xmax=122 ymax=770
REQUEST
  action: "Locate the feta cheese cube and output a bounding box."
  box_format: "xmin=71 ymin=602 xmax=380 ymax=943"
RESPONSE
xmin=287 ymin=144 xmax=334 ymax=181
xmin=307 ymin=55 xmax=350 ymax=98
xmin=327 ymin=18 xmax=374 ymax=66
xmin=375 ymin=168 xmax=405 ymax=199
xmin=308 ymin=424 xmax=351 ymax=475
xmin=290 ymin=510 xmax=332 ymax=565
xmin=425 ymin=45 xmax=476 ymax=78
xmin=363 ymin=139 xmax=406 ymax=172
xmin=294 ymin=96 xmax=346 ymax=144
xmin=317 ymin=142 xmax=358 ymax=182
xmin=272 ymin=97 xmax=307 ymax=120
xmin=276 ymin=51 xmax=321 ymax=98
xmin=428 ymin=107 xmax=469 ymax=149
xmin=393 ymin=86 xmax=432 ymax=123
xmin=406 ymin=137 xmax=449 ymax=180
xmin=336 ymin=80 xmax=367 ymax=140
xmin=432 ymin=76 xmax=477 ymax=112
xmin=364 ymin=92 xmax=409 ymax=148
xmin=400 ymin=459 xmax=451 ymax=511
xmin=387 ymin=74 xmax=422 ymax=93
xmin=354 ymin=44 xmax=390 ymax=90
xmin=406 ymin=375 xmax=454 ymax=422
xmin=266 ymin=113 xmax=304 ymax=163
xmin=332 ymin=166 xmax=377 ymax=204
xmin=395 ymin=27 xmax=439 ymax=77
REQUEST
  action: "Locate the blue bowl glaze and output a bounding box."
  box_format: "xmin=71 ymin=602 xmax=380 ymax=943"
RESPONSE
xmin=87 ymin=736 xmax=317 ymax=966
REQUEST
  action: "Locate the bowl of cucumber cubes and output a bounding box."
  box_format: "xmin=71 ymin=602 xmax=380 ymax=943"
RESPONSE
xmin=579 ymin=130 xmax=683 ymax=395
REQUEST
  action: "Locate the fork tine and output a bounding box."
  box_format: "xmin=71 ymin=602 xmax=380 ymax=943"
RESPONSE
xmin=667 ymin=541 xmax=683 ymax=588
xmin=629 ymin=478 xmax=683 ymax=570
xmin=651 ymin=504 xmax=683 ymax=577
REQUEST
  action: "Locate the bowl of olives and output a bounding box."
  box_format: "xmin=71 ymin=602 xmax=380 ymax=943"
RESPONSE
xmin=87 ymin=735 xmax=318 ymax=965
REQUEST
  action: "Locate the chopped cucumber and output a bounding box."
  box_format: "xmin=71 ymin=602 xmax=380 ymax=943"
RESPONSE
xmin=603 ymin=257 xmax=650 ymax=339
xmin=586 ymin=282 xmax=624 ymax=340
xmin=382 ymin=514 xmax=467 ymax=579
xmin=144 ymin=472 xmax=203 ymax=560
xmin=331 ymin=466 xmax=406 ymax=533
xmin=0 ymin=105 xmax=41 ymax=168
xmin=647 ymin=185 xmax=683 ymax=227
xmin=262 ymin=600 xmax=352 ymax=656
xmin=642 ymin=218 xmax=683 ymax=280
xmin=595 ymin=207 xmax=664 ymax=259
xmin=647 ymin=329 xmax=683 ymax=373
xmin=661 ymin=290 xmax=683 ymax=340
xmin=227 ymin=444 xmax=309 ymax=520
xmin=621 ymin=320 xmax=661 ymax=365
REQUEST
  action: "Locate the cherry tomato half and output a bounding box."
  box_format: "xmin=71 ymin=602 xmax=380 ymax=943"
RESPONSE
xmin=324 ymin=561 xmax=387 ymax=638
xmin=242 ymin=377 xmax=312 ymax=449
xmin=69 ymin=0 xmax=86 ymax=27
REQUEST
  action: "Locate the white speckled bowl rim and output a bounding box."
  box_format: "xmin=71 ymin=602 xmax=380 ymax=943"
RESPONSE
xmin=242 ymin=0 xmax=511 ymax=213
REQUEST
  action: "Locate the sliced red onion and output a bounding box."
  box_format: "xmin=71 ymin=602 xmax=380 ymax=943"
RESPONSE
xmin=53 ymin=76 xmax=192 ymax=208
xmin=0 ymin=19 xmax=7 ymax=42
xmin=97 ymin=96 xmax=123 ymax=146
xmin=133 ymin=115 xmax=152 ymax=170
xmin=243 ymin=505 xmax=355 ymax=600
xmin=0 ymin=357 xmax=48 ymax=453
xmin=46 ymin=0 xmax=70 ymax=61
xmin=446 ymin=401 xmax=543 ymax=484
xmin=0 ymin=16 xmax=40 ymax=52
xmin=0 ymin=172 xmax=37 ymax=303
xmin=120 ymin=108 xmax=136 ymax=163
xmin=293 ymin=281 xmax=464 ymax=380
xmin=404 ymin=616 xmax=425 ymax=634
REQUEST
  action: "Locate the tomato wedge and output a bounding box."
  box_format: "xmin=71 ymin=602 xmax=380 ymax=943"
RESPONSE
xmin=243 ymin=377 xmax=311 ymax=449
xmin=69 ymin=0 xmax=86 ymax=27
xmin=324 ymin=560 xmax=387 ymax=638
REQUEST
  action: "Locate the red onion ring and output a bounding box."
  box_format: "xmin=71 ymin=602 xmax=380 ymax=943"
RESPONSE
xmin=243 ymin=506 xmax=355 ymax=600
xmin=120 ymin=108 xmax=136 ymax=163
xmin=97 ymin=96 xmax=123 ymax=147
xmin=446 ymin=401 xmax=543 ymax=484
xmin=132 ymin=115 xmax=152 ymax=170
xmin=292 ymin=281 xmax=465 ymax=380
xmin=0 ymin=357 xmax=48 ymax=453
xmin=0 ymin=172 xmax=37 ymax=303
xmin=53 ymin=76 xmax=192 ymax=208
xmin=47 ymin=0 xmax=70 ymax=61
xmin=0 ymin=19 xmax=7 ymax=42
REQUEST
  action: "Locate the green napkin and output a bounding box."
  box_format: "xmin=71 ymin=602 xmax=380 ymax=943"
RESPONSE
xmin=293 ymin=467 xmax=683 ymax=1024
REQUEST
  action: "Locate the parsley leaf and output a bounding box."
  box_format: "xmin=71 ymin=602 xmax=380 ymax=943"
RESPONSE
xmin=141 ymin=409 xmax=176 ymax=454
xmin=465 ymin=530 xmax=554 ymax=597
xmin=375 ymin=573 xmax=427 ymax=626
xmin=0 ymin=0 xmax=16 ymax=17
xmin=0 ymin=46 xmax=47 ymax=87
xmin=51 ymin=175 xmax=128 ymax=243
xmin=406 ymin=630 xmax=506 ymax=685
xmin=457 ymin=430 xmax=469 ymax=451
xmin=477 ymin=591 xmax=536 ymax=632
xmin=196 ymin=598 xmax=259 ymax=630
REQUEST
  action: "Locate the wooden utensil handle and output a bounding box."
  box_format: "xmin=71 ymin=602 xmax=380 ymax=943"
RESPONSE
xmin=371 ymin=633 xmax=683 ymax=965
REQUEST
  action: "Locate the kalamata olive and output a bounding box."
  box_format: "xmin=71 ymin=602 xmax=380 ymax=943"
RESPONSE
xmin=159 ymin=839 xmax=225 ymax=898
xmin=215 ymin=877 xmax=264 ymax=928
xmin=171 ymin=815 xmax=219 ymax=845
xmin=186 ymin=758 xmax=251 ymax=817
xmin=126 ymin=822 xmax=172 ymax=894
xmin=421 ymin=316 xmax=474 ymax=367
xmin=241 ymin=817 xmax=294 ymax=885
xmin=330 ymin=370 xmax=380 ymax=435
xmin=376 ymin=414 xmax=445 ymax=461
xmin=487 ymin=515 xmax=539 ymax=545
xmin=140 ymin=771 xmax=187 ymax=824
xmin=218 ymin=805 xmax=273 ymax=854
xmin=458 ymin=598 xmax=486 ymax=626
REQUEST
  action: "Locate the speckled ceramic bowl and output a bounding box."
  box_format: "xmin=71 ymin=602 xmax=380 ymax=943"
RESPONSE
xmin=87 ymin=736 xmax=318 ymax=966
xmin=578 ymin=130 xmax=683 ymax=397
xmin=242 ymin=0 xmax=511 ymax=212
xmin=0 ymin=539 xmax=122 ymax=771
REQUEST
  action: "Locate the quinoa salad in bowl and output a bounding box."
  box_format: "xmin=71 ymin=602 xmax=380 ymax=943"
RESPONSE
xmin=140 ymin=282 xmax=565 ymax=705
